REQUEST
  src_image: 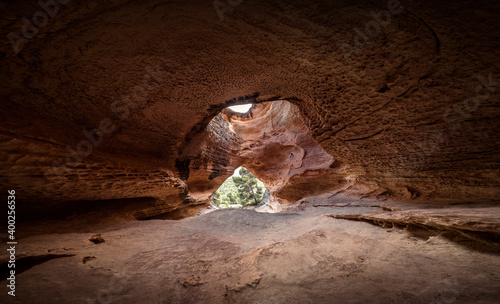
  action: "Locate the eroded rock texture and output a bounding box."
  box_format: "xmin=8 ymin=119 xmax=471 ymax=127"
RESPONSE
xmin=0 ymin=1 xmax=499 ymax=301
xmin=0 ymin=0 xmax=499 ymax=217
xmin=181 ymin=100 xmax=347 ymax=204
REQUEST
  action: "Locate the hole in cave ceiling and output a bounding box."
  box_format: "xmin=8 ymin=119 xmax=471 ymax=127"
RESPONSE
xmin=227 ymin=104 xmax=253 ymax=113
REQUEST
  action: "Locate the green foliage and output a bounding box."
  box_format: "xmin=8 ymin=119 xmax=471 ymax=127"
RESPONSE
xmin=211 ymin=167 xmax=266 ymax=209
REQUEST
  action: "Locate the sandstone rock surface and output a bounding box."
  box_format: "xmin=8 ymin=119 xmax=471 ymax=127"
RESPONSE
xmin=0 ymin=0 xmax=498 ymax=215
xmin=1 ymin=201 xmax=499 ymax=303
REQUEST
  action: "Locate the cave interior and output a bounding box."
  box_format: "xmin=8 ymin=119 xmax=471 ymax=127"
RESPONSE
xmin=0 ymin=0 xmax=499 ymax=303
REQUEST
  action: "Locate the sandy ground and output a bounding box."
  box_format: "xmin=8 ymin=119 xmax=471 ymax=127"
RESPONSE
xmin=1 ymin=199 xmax=500 ymax=304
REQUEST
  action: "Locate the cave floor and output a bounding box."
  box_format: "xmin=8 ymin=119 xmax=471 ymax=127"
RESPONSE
xmin=2 ymin=199 xmax=500 ymax=304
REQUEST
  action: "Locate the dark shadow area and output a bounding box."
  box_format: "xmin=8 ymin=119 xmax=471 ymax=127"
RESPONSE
xmin=2 ymin=197 xmax=157 ymax=238
xmin=11 ymin=197 xmax=157 ymax=223
xmin=0 ymin=254 xmax=75 ymax=281
xmin=142 ymin=203 xmax=209 ymax=220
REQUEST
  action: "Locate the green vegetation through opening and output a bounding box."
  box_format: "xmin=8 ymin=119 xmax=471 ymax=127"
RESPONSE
xmin=211 ymin=167 xmax=268 ymax=209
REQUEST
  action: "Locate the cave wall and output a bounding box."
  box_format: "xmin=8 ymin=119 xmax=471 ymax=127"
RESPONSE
xmin=0 ymin=0 xmax=499 ymax=215
xmin=182 ymin=113 xmax=243 ymax=202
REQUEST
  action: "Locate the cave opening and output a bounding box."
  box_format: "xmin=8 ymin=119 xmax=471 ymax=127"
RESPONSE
xmin=210 ymin=166 xmax=270 ymax=209
xmin=184 ymin=99 xmax=344 ymax=212
xmin=227 ymin=103 xmax=253 ymax=113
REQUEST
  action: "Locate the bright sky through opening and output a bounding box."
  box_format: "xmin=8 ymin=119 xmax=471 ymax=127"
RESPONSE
xmin=228 ymin=104 xmax=253 ymax=113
